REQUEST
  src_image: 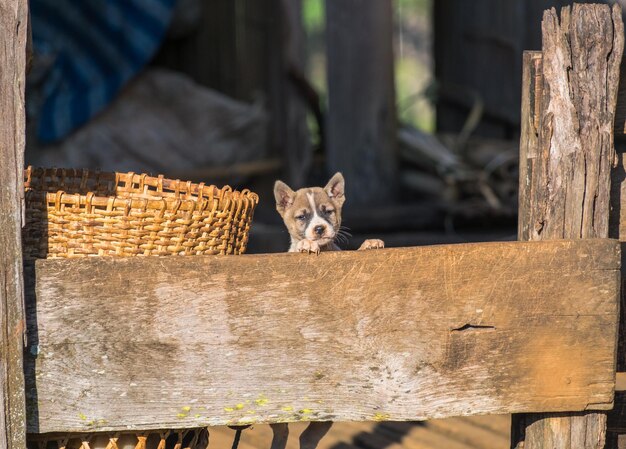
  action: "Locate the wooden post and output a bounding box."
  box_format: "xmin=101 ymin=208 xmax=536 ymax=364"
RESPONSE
xmin=0 ymin=2 xmax=29 ymax=449
xmin=281 ymin=0 xmax=313 ymax=187
xmin=512 ymin=4 xmax=624 ymax=449
xmin=262 ymin=0 xmax=313 ymax=188
xmin=325 ymin=0 xmax=397 ymax=205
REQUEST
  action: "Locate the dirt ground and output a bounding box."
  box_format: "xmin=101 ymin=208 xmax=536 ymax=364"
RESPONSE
xmin=208 ymin=415 xmax=511 ymax=449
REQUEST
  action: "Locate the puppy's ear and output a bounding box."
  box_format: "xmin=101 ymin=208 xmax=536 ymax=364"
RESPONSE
xmin=274 ymin=180 xmax=295 ymax=213
xmin=324 ymin=172 xmax=345 ymax=206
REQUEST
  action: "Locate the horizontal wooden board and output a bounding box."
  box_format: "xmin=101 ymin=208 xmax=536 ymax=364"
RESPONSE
xmin=24 ymin=239 xmax=620 ymax=433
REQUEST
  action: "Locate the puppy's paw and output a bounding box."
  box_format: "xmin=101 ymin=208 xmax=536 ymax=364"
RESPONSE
xmin=358 ymin=239 xmax=385 ymax=250
xmin=297 ymin=239 xmax=321 ymax=255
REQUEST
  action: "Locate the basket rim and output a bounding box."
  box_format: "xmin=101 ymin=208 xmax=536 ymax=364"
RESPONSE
xmin=25 ymin=166 xmax=260 ymax=207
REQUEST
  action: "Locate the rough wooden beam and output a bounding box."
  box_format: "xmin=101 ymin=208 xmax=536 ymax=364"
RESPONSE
xmin=525 ymin=5 xmax=623 ymax=240
xmin=325 ymin=0 xmax=397 ymax=205
xmin=517 ymin=50 xmax=542 ymax=242
xmin=0 ymin=1 xmax=29 ymax=449
xmin=24 ymin=240 xmax=619 ymax=433
xmin=512 ymin=4 xmax=624 ymax=449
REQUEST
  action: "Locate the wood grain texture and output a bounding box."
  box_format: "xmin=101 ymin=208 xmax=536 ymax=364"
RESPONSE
xmin=0 ymin=1 xmax=29 ymax=449
xmin=524 ymin=5 xmax=623 ymax=241
xmin=518 ymin=50 xmax=542 ymax=242
xmin=23 ymin=240 xmax=620 ymax=433
xmin=513 ymin=4 xmax=624 ymax=449
xmin=324 ymin=0 xmax=397 ymax=205
xmin=615 ymin=57 xmax=626 ymax=138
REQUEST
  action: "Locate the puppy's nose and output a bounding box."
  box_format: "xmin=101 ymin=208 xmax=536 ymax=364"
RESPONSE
xmin=314 ymin=225 xmax=326 ymax=236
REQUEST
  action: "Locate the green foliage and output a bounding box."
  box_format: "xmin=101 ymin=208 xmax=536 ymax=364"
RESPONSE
xmin=396 ymin=0 xmax=430 ymax=15
xmin=302 ymin=0 xmax=434 ymax=133
xmin=303 ymin=0 xmax=324 ymax=33
xmin=396 ymin=59 xmax=435 ymax=132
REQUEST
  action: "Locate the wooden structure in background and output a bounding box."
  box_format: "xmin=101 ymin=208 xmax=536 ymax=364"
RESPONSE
xmin=155 ymin=0 xmax=270 ymax=105
xmin=434 ymin=0 xmax=622 ymax=139
xmin=156 ymin=0 xmax=401 ymax=195
xmin=2 ymin=2 xmax=626 ymax=449
xmin=325 ymin=0 xmax=397 ymax=205
xmin=279 ymin=0 xmax=312 ymax=187
xmin=0 ymin=2 xmax=29 ymax=449
xmin=154 ymin=0 xmax=311 ymax=187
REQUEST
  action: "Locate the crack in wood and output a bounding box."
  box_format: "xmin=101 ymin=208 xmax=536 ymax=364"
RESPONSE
xmin=450 ymin=324 xmax=496 ymax=333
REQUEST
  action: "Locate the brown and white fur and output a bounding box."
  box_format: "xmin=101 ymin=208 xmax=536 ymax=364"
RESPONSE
xmin=274 ymin=172 xmax=384 ymax=254
xmin=270 ymin=173 xmax=383 ymax=449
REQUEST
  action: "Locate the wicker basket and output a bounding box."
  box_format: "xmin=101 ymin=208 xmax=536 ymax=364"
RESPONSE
xmin=27 ymin=429 xmax=209 ymax=449
xmin=23 ymin=167 xmax=259 ymax=259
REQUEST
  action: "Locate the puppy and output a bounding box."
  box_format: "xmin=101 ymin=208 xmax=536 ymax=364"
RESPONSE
xmin=274 ymin=172 xmax=384 ymax=254
xmin=270 ymin=172 xmax=384 ymax=449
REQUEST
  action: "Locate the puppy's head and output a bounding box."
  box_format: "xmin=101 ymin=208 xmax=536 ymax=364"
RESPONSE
xmin=274 ymin=172 xmax=345 ymax=246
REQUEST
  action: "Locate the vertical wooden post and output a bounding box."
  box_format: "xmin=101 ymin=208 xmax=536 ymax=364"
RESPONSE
xmin=513 ymin=4 xmax=624 ymax=449
xmin=281 ymin=0 xmax=313 ymax=187
xmin=517 ymin=50 xmax=542 ymax=242
xmin=0 ymin=2 xmax=28 ymax=449
xmin=259 ymin=0 xmax=312 ymax=188
xmin=325 ymin=0 xmax=397 ymax=205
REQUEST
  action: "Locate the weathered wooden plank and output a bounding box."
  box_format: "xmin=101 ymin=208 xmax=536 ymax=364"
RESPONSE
xmin=615 ymin=60 xmax=626 ymax=138
xmin=512 ymin=4 xmax=624 ymax=449
xmin=24 ymin=239 xmax=620 ymax=433
xmin=0 ymin=1 xmax=29 ymax=449
xmin=523 ymin=5 xmax=623 ymax=241
xmin=517 ymin=50 xmax=542 ymax=242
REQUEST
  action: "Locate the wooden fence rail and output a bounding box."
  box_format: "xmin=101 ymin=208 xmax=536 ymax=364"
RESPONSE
xmin=24 ymin=240 xmax=619 ymax=433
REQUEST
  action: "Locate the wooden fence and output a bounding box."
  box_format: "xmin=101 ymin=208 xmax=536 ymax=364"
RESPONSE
xmin=23 ymin=240 xmax=620 ymax=433
xmin=2 ymin=2 xmax=626 ymax=449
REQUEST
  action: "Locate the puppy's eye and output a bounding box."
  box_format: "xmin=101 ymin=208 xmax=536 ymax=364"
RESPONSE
xmin=324 ymin=209 xmax=335 ymax=216
xmin=295 ymin=214 xmax=306 ymax=221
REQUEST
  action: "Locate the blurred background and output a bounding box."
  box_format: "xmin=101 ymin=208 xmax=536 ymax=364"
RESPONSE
xmin=25 ymin=0 xmax=626 ymax=254
xmin=22 ymin=1 xmax=626 ymax=448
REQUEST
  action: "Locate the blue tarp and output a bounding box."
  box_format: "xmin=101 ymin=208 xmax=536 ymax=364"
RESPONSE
xmin=31 ymin=0 xmax=177 ymax=142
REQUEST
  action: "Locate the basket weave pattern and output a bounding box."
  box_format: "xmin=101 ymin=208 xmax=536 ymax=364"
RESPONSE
xmin=28 ymin=429 xmax=209 ymax=449
xmin=24 ymin=167 xmax=259 ymax=259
